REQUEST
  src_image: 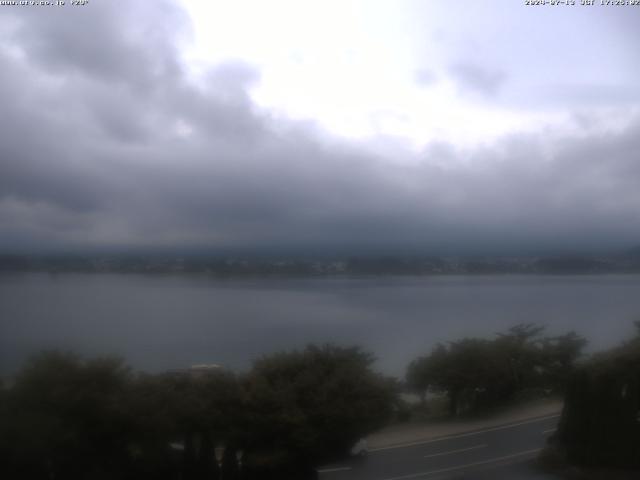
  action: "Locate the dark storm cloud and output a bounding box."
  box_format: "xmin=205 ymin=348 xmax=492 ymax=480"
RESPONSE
xmin=0 ymin=0 xmax=639 ymax=254
xmin=0 ymin=54 xmax=108 ymax=212
xmin=9 ymin=0 xmax=186 ymax=89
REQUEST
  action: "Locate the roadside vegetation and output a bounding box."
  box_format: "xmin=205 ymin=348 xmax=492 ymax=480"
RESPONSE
xmin=0 ymin=345 xmax=394 ymax=480
xmin=2 ymin=323 xmax=639 ymax=479
xmin=406 ymin=324 xmax=586 ymax=417
xmin=542 ymin=322 xmax=640 ymax=475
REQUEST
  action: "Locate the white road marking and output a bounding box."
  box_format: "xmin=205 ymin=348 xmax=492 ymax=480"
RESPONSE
xmin=542 ymin=428 xmax=556 ymax=434
xmin=317 ymin=466 xmax=352 ymax=474
xmin=369 ymin=414 xmax=560 ymax=452
xmin=423 ymin=443 xmax=487 ymax=459
xmin=379 ymin=448 xmax=542 ymax=480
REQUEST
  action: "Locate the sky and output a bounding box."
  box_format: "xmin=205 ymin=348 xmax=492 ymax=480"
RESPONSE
xmin=1 ymin=0 xmax=639 ymax=255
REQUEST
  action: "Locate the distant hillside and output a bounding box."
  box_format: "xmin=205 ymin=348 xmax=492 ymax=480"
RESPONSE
xmin=2 ymin=253 xmax=640 ymax=276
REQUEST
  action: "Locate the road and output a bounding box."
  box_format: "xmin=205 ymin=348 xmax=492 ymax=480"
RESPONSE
xmin=317 ymin=414 xmax=561 ymax=480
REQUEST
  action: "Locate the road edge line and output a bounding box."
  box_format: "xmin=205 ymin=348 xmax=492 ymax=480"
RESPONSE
xmin=369 ymin=413 xmax=560 ymax=453
xmin=379 ymin=448 xmax=542 ymax=480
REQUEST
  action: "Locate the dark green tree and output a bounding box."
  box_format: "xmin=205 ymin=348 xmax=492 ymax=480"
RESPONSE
xmin=407 ymin=344 xmax=448 ymax=405
xmin=126 ymin=368 xmax=244 ymax=479
xmin=3 ymin=351 xmax=132 ymax=479
xmin=408 ymin=339 xmax=513 ymax=415
xmin=538 ymin=331 xmax=587 ymax=391
xmin=242 ymin=344 xmax=395 ymax=473
xmin=494 ymin=323 xmax=546 ymax=392
xmin=555 ymin=323 xmax=640 ymax=469
xmin=407 ymin=325 xmax=586 ymax=416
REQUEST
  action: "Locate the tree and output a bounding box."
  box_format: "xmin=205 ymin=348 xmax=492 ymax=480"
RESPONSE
xmin=409 ymin=339 xmax=514 ymax=415
xmin=407 ymin=343 xmax=448 ymax=405
xmin=494 ymin=323 xmax=546 ymax=392
xmin=124 ymin=368 xmax=245 ymax=480
xmin=406 ymin=325 xmax=587 ymax=417
xmin=1 ymin=345 xmax=396 ymax=479
xmin=242 ymin=344 xmax=395 ymax=474
xmin=555 ymin=324 xmax=640 ymax=469
xmin=3 ymin=351 xmax=133 ymax=479
xmin=538 ymin=331 xmax=587 ymax=391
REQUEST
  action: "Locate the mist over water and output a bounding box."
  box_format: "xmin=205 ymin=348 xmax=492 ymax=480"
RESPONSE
xmin=1 ymin=273 xmax=639 ymax=377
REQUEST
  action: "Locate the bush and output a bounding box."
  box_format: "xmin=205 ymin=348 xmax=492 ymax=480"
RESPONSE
xmin=0 ymin=344 xmax=396 ymax=479
xmin=243 ymin=344 xmax=396 ymax=468
xmin=555 ymin=326 xmax=640 ymax=469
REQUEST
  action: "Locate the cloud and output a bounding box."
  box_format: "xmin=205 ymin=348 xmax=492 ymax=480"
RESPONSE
xmin=414 ymin=68 xmax=438 ymax=87
xmin=0 ymin=1 xmax=639 ymax=255
xmin=6 ymin=0 xmax=187 ymax=89
xmin=449 ymin=62 xmax=507 ymax=97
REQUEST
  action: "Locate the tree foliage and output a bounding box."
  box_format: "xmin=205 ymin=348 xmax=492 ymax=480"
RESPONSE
xmin=244 ymin=345 xmax=394 ymax=468
xmin=0 ymin=345 xmax=395 ymax=479
xmin=1 ymin=351 xmax=133 ymax=479
xmin=407 ymin=324 xmax=586 ymax=416
xmin=555 ymin=323 xmax=640 ymax=469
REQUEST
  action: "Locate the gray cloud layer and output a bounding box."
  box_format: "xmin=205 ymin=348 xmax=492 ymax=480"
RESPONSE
xmin=1 ymin=1 xmax=639 ymax=254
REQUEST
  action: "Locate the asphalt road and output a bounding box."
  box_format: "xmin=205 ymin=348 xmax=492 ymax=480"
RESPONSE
xmin=317 ymin=414 xmax=562 ymax=480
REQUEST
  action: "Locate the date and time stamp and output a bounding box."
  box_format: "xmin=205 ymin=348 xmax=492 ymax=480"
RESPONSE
xmin=2 ymin=0 xmax=638 ymax=6
xmin=0 ymin=1 xmax=89 ymax=6
xmin=525 ymin=0 xmax=640 ymax=5
xmin=2 ymin=0 xmax=640 ymax=6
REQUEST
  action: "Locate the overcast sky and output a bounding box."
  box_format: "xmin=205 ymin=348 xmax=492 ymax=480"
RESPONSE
xmin=0 ymin=0 xmax=639 ymax=255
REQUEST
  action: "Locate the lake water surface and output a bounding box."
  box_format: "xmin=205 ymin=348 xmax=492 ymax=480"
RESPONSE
xmin=1 ymin=273 xmax=639 ymax=377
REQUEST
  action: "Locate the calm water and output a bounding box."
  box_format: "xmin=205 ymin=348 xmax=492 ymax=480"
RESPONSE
xmin=1 ymin=273 xmax=639 ymax=377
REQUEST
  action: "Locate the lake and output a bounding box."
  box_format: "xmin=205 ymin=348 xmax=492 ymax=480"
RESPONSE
xmin=1 ymin=273 xmax=639 ymax=377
